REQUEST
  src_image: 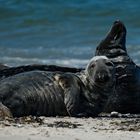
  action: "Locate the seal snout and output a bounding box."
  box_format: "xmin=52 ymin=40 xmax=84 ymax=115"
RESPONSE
xmin=112 ymin=20 xmax=126 ymax=36
xmin=96 ymin=71 xmax=110 ymax=83
xmin=87 ymin=56 xmax=115 ymax=86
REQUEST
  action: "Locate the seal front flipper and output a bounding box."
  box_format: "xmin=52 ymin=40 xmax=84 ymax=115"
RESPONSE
xmin=95 ymin=20 xmax=127 ymax=56
xmin=58 ymin=74 xmax=81 ymax=117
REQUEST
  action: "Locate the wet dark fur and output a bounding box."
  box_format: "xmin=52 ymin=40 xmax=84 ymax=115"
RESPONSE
xmin=0 ymin=58 xmax=115 ymax=117
xmin=0 ymin=64 xmax=83 ymax=80
xmin=95 ymin=21 xmax=140 ymax=113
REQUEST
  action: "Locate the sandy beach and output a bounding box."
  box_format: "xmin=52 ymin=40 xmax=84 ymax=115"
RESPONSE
xmin=0 ymin=115 xmax=140 ymax=140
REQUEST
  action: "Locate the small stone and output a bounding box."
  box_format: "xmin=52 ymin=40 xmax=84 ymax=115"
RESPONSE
xmin=3 ymin=122 xmax=11 ymax=126
xmin=110 ymin=111 xmax=119 ymax=117
xmin=125 ymin=113 xmax=131 ymax=118
xmin=13 ymin=124 xmax=23 ymax=128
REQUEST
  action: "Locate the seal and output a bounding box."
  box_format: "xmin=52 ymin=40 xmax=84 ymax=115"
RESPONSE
xmin=0 ymin=63 xmax=9 ymax=70
xmin=0 ymin=64 xmax=83 ymax=80
xmin=0 ymin=56 xmax=115 ymax=117
xmin=95 ymin=20 xmax=140 ymax=113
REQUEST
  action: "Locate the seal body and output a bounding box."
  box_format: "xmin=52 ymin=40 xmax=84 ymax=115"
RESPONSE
xmin=0 ymin=57 xmax=115 ymax=117
xmin=95 ymin=21 xmax=140 ymax=113
xmin=0 ymin=64 xmax=83 ymax=80
xmin=0 ymin=71 xmax=68 ymax=117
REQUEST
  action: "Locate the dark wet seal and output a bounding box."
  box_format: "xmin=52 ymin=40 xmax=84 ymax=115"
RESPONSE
xmin=0 ymin=64 xmax=83 ymax=80
xmin=95 ymin=20 xmax=140 ymax=113
xmin=0 ymin=56 xmax=115 ymax=118
xmin=0 ymin=63 xmax=9 ymax=70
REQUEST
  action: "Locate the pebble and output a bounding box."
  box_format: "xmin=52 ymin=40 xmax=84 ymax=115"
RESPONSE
xmin=110 ymin=111 xmax=119 ymax=117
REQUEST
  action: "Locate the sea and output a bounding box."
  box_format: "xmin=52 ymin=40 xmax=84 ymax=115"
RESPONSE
xmin=0 ymin=0 xmax=140 ymax=67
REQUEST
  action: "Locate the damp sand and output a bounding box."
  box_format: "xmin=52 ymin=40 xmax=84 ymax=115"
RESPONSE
xmin=0 ymin=114 xmax=140 ymax=140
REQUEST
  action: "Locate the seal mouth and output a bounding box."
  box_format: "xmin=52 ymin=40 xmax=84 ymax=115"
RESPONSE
xmin=95 ymin=75 xmax=110 ymax=85
xmin=109 ymin=20 xmax=126 ymax=40
xmin=95 ymin=20 xmax=127 ymax=56
xmin=90 ymin=74 xmax=112 ymax=88
xmin=95 ymin=78 xmax=109 ymax=84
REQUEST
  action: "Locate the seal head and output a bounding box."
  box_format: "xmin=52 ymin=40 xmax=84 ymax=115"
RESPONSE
xmin=85 ymin=56 xmax=115 ymax=87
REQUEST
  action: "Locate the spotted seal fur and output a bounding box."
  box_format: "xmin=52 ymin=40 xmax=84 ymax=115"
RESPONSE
xmin=0 ymin=56 xmax=115 ymax=117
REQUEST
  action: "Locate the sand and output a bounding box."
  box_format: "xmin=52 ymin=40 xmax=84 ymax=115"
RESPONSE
xmin=0 ymin=115 xmax=140 ymax=140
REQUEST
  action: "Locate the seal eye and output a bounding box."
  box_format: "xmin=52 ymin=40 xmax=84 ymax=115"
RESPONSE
xmin=90 ymin=63 xmax=95 ymax=69
xmin=106 ymin=62 xmax=114 ymax=67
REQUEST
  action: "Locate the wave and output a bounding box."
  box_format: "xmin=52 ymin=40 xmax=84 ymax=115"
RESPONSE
xmin=1 ymin=44 xmax=140 ymax=67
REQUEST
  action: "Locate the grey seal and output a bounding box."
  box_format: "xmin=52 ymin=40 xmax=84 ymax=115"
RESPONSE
xmin=95 ymin=20 xmax=140 ymax=113
xmin=0 ymin=56 xmax=115 ymax=117
xmin=0 ymin=64 xmax=83 ymax=80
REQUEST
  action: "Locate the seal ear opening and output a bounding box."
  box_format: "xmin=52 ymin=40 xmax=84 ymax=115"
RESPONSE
xmin=95 ymin=20 xmax=127 ymax=55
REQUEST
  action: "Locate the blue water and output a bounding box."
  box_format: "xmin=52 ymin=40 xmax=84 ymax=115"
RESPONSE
xmin=0 ymin=0 xmax=140 ymax=67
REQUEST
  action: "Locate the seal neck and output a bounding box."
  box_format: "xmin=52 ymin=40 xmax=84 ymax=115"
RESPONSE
xmin=79 ymin=72 xmax=115 ymax=103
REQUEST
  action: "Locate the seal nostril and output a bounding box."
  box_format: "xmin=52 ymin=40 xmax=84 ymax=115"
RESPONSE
xmin=97 ymin=73 xmax=110 ymax=83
